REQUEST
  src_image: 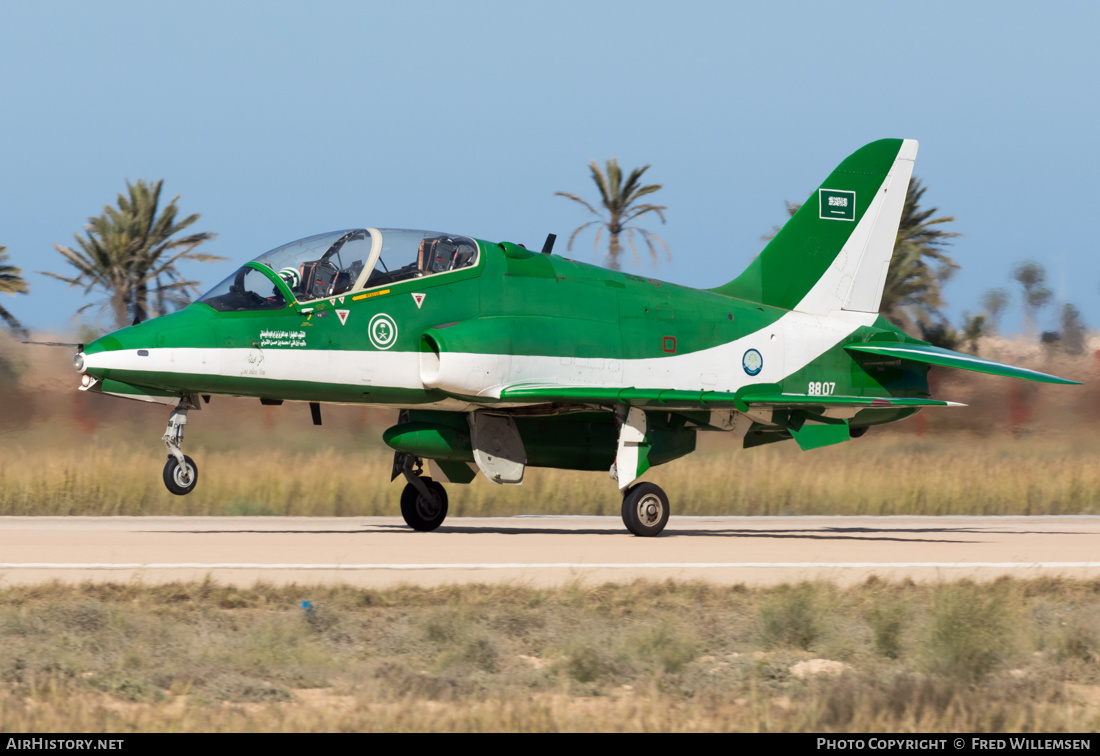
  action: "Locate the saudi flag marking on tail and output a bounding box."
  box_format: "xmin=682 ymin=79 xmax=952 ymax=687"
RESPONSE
xmin=819 ymin=189 xmax=856 ymax=221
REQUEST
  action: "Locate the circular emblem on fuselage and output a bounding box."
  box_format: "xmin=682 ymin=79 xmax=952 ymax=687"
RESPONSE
xmin=368 ymin=313 xmax=398 ymax=350
xmin=742 ymin=348 xmax=763 ymax=376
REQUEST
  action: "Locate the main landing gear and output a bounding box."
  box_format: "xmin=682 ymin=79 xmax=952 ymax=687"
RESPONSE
xmin=161 ymin=399 xmax=199 ymax=496
xmin=620 ymin=482 xmax=670 ymax=537
xmin=386 ymin=452 xmax=670 ymax=536
xmin=612 ymin=406 xmax=670 ymax=537
xmin=392 ymin=452 xmax=448 ymax=531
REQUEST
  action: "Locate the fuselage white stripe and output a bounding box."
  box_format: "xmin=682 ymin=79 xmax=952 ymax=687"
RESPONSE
xmin=83 ymin=348 xmax=426 ymax=390
xmin=423 ymin=309 xmax=876 ymax=398
xmin=82 ymin=309 xmax=878 ymax=401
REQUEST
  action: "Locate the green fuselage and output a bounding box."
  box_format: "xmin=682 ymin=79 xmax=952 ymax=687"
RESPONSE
xmin=77 ymin=234 xmax=933 ymax=485
xmin=82 ymin=239 xmax=927 ymax=422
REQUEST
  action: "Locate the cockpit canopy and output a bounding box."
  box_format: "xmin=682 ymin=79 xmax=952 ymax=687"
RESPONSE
xmin=197 ymin=229 xmax=479 ymax=313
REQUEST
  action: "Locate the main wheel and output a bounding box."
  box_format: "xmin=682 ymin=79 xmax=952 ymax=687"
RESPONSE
xmin=621 ymin=482 xmax=669 ymax=537
xmin=163 ymin=455 xmax=198 ymax=496
xmin=400 ymin=478 xmax=448 ymax=531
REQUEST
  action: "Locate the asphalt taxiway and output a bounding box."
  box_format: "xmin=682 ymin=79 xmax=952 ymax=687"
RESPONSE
xmin=2 ymin=515 xmax=1099 ymax=587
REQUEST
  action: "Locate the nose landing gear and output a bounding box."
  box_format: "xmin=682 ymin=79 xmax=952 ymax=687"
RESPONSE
xmin=161 ymin=397 xmax=200 ymax=496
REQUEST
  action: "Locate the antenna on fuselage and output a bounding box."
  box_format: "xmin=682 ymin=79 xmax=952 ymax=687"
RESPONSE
xmin=541 ymin=233 xmax=556 ymax=255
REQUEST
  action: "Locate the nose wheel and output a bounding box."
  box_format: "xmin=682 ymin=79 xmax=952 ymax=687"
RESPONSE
xmin=163 ymin=454 xmax=199 ymax=496
xmin=621 ymin=482 xmax=669 ymax=537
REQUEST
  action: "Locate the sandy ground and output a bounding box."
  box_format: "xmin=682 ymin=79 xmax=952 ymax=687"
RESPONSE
xmin=1 ymin=515 xmax=1099 ymax=587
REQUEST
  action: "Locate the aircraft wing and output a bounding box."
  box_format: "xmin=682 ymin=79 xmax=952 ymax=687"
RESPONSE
xmin=497 ymin=384 xmax=957 ymax=411
xmin=844 ymin=342 xmax=1080 ymax=385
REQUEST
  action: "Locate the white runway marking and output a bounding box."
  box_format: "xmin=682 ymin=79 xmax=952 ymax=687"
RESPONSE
xmin=5 ymin=562 xmax=1100 ymax=571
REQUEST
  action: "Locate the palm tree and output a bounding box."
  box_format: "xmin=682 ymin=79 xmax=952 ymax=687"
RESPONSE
xmin=959 ymin=312 xmax=988 ymax=354
xmin=879 ymin=178 xmax=961 ymax=334
xmin=1011 ymin=261 xmax=1052 ymax=337
xmin=43 ymin=180 xmax=224 ymax=328
xmin=1059 ymin=302 xmax=1087 ymax=355
xmin=0 ymin=245 xmax=29 ymax=335
xmin=980 ymin=288 xmax=1010 ymax=333
xmin=556 ymin=158 xmax=669 ymax=270
xmin=765 ymin=177 xmax=960 ymax=336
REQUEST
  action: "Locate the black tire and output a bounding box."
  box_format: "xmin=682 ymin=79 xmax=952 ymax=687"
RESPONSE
xmin=400 ymin=478 xmax=448 ymax=531
xmin=621 ymin=482 xmax=669 ymax=537
xmin=163 ymin=455 xmax=198 ymax=496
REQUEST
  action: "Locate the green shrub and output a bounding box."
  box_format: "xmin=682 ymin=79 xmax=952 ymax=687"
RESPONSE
xmin=759 ymin=584 xmax=821 ymax=650
xmin=867 ymin=601 xmax=906 ymax=659
xmin=923 ymin=582 xmax=1017 ymax=681
xmin=632 ymin=622 xmax=697 ymax=674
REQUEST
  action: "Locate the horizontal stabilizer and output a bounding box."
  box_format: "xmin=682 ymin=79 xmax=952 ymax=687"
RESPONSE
xmin=845 ymin=342 xmax=1080 ymax=385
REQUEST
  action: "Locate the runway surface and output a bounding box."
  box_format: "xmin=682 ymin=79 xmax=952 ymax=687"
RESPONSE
xmin=2 ymin=515 xmax=1099 ymax=587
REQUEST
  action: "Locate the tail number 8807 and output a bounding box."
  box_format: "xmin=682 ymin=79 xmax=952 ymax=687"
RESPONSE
xmin=808 ymin=382 xmax=836 ymax=396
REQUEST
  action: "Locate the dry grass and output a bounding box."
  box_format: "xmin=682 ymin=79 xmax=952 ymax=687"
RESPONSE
xmin=1 ymin=435 xmax=1099 ymax=517
xmin=1 ymin=578 xmax=1099 ymax=732
xmin=2 ymin=332 xmax=1099 ymax=517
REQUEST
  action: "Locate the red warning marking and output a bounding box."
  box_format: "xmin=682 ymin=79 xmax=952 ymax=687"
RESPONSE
xmin=336 ymin=310 xmax=350 ymax=326
xmin=412 ymin=293 xmax=425 ymax=309
xmin=662 ymin=336 xmax=676 ymax=353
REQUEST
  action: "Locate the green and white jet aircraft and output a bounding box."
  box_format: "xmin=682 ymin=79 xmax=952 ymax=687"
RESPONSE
xmin=68 ymin=138 xmax=1078 ymax=536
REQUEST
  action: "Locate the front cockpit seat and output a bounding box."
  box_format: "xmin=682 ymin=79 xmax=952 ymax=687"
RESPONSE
xmin=452 ymin=247 xmax=475 ymax=269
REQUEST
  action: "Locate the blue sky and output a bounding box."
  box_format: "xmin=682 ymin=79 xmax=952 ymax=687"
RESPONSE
xmin=2 ymin=0 xmax=1098 ymax=337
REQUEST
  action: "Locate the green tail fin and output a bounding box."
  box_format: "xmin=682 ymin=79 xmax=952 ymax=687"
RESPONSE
xmin=713 ymin=139 xmax=917 ymax=316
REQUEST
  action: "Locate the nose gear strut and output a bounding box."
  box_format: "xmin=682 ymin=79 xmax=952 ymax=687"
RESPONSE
xmin=161 ymin=395 xmax=201 ymax=495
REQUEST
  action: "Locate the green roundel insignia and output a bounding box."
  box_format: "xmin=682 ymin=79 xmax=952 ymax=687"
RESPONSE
xmin=368 ymin=313 xmax=399 ymax=350
xmin=743 ymin=349 xmax=763 ymax=376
